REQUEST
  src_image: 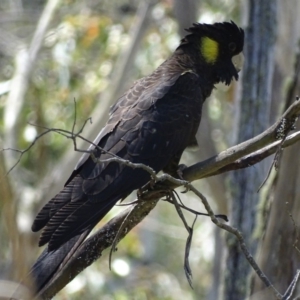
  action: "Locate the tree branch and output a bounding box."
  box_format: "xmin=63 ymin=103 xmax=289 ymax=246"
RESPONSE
xmin=27 ymin=98 xmax=300 ymax=299
xmin=38 ymin=196 xmax=161 ymax=299
xmin=208 ymin=130 xmax=300 ymax=177
xmin=183 ymin=98 xmax=300 ymax=181
xmin=3 ymin=97 xmax=299 ymax=298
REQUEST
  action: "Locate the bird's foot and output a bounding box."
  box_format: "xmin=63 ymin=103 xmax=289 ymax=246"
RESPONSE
xmin=138 ymin=177 xmax=157 ymax=198
xmin=177 ymin=164 xmax=187 ymax=180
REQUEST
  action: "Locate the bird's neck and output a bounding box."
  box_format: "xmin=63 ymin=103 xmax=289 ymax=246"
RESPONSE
xmin=167 ymin=49 xmax=216 ymax=97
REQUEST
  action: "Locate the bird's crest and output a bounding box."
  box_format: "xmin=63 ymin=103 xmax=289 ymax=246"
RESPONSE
xmin=178 ymin=21 xmax=244 ymax=65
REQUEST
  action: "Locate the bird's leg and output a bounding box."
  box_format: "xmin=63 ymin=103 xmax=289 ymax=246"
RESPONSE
xmin=176 ymin=135 xmax=199 ymax=179
xmin=163 ymin=151 xmax=186 ymax=180
xmin=176 ymin=164 xmax=188 ymax=180
xmin=163 ymin=151 xmax=192 ymax=194
xmin=186 ymin=135 xmax=199 ymax=152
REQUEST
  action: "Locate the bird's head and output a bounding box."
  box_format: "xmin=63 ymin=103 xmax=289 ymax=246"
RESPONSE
xmin=178 ymin=21 xmax=244 ymax=85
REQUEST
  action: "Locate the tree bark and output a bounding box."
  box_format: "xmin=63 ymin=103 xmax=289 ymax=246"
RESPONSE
xmin=223 ymin=0 xmax=277 ymax=299
xmin=251 ymin=0 xmax=300 ymax=297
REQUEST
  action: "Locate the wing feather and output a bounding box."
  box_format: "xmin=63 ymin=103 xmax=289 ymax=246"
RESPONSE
xmin=33 ymin=71 xmax=203 ymax=251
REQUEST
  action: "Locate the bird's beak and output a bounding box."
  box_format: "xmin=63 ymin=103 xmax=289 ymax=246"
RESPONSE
xmin=232 ymin=52 xmax=244 ymax=73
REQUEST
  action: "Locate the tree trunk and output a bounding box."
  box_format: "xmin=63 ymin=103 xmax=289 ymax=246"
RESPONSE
xmin=251 ymin=0 xmax=300 ymax=298
xmin=223 ymin=0 xmax=277 ymax=299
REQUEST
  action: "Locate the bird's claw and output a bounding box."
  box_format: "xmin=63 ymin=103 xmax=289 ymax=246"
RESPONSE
xmin=177 ymin=164 xmax=187 ymax=180
xmin=138 ymin=177 xmax=157 ymax=198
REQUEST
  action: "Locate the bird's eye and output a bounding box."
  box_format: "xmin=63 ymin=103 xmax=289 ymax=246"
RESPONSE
xmin=229 ymin=42 xmax=236 ymax=52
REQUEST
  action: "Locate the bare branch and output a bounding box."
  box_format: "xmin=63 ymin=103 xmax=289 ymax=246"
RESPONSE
xmin=207 ymin=130 xmax=300 ymax=178
xmin=162 ymin=197 xmax=228 ymax=221
xmin=187 ymin=184 xmax=283 ymax=300
xmin=39 ymin=170 xmax=300 ymax=300
xmin=3 ymin=98 xmax=300 ymax=298
xmin=183 ymin=98 xmax=300 ymax=181
xmin=38 ymin=196 xmax=161 ymax=299
xmin=1 ymin=118 xmax=93 ymax=175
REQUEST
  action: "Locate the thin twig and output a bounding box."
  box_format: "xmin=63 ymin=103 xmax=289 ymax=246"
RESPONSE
xmin=186 ymin=184 xmax=283 ymax=300
xmin=108 ymin=205 xmax=135 ymax=270
xmin=163 ymin=197 xmax=228 ymax=221
xmin=286 ymin=202 xmax=300 ymax=255
xmin=71 ymin=98 xmax=77 ymax=135
xmin=1 ymin=118 xmax=92 ymax=175
xmin=283 ymin=270 xmax=300 ymax=300
xmin=258 ymin=111 xmax=298 ymax=192
xmin=169 ymin=190 xmax=194 ymax=287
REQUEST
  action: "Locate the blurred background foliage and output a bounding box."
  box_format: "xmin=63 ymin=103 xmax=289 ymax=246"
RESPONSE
xmin=1 ymin=0 xmax=299 ymax=299
xmin=0 ymin=1 xmax=240 ymax=299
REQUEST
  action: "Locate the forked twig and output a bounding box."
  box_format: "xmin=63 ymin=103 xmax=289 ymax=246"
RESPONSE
xmin=168 ymin=190 xmax=195 ymax=287
xmin=186 ymin=183 xmax=282 ymax=299
xmin=258 ymin=107 xmax=299 ymax=192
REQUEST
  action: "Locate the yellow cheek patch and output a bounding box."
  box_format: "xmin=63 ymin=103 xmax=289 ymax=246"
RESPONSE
xmin=201 ymin=37 xmax=219 ymax=64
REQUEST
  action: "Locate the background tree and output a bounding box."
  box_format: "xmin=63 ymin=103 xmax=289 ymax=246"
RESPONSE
xmin=251 ymin=0 xmax=300 ymax=299
xmin=224 ymin=0 xmax=277 ymax=299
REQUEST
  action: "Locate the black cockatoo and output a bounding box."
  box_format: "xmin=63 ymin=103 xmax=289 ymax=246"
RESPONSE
xmin=30 ymin=21 xmax=244 ymax=295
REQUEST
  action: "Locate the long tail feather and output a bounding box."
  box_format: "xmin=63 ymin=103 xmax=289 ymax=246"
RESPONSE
xmin=30 ymin=230 xmax=90 ymax=296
